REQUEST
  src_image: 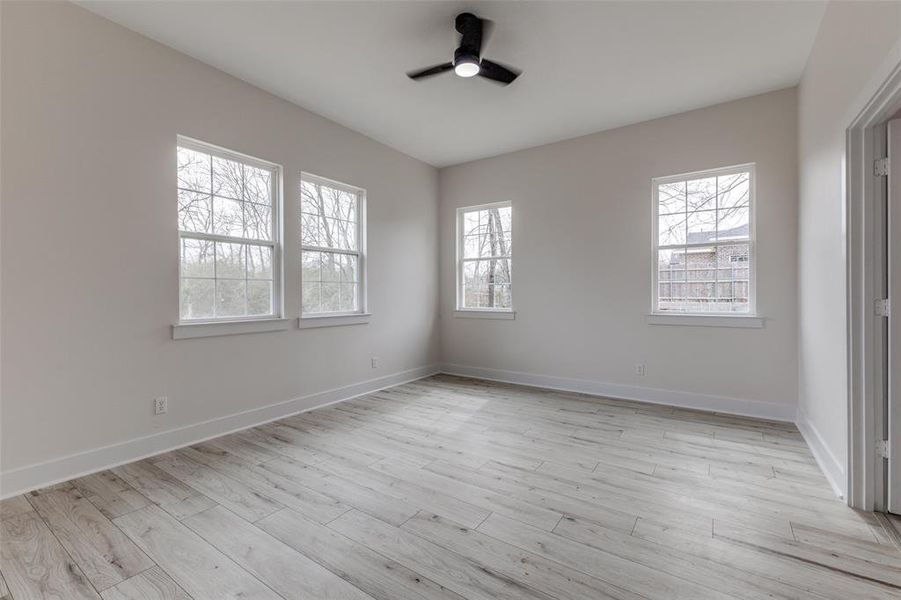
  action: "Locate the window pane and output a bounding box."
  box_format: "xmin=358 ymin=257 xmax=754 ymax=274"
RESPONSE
xmin=684 ymin=248 xmax=716 ymax=311
xmin=717 ymin=205 xmax=749 ymax=240
xmin=484 ymin=206 xmax=506 ymax=234
xmin=178 ymin=191 xmax=212 ymax=234
xmin=180 ymin=278 xmax=214 ymax=319
xmin=300 ymin=181 xmax=321 ymax=215
xmin=657 ymin=249 xmax=686 ymax=312
xmin=244 ymin=201 xmax=271 ymax=241
xmin=462 ymin=210 xmax=482 ymax=236
xmin=490 ymin=258 xmax=512 ymax=285
xmin=496 ymin=206 xmax=512 ymax=234
xmin=321 ymin=218 xmax=356 ymax=251
xmin=340 ymin=254 xmax=358 ymax=283
xmin=718 ymin=172 xmax=749 ymax=210
xmin=687 ymin=177 xmax=716 ymax=212
xmin=491 ymin=284 xmax=512 ymax=309
xmin=247 ymin=280 xmax=273 ymax=315
xmin=339 ymin=283 xmax=358 ymax=312
xmin=463 ymin=234 xmax=485 ymax=259
xmin=215 ymin=280 xmax=246 ymax=317
xmin=686 ymin=209 xmax=717 ymax=245
xmin=462 ymin=259 xmax=511 ymax=308
xmin=212 ymin=156 xmax=243 ymax=200
xmin=462 ymin=260 xmax=486 ymax=308
xmin=180 ymin=238 xmax=214 ymax=278
xmin=658 ymin=181 xmax=685 ymax=214
xmin=215 ymin=242 xmax=245 ymax=279
xmin=320 ymin=252 xmax=341 ymax=282
xmin=716 ymin=243 xmax=750 ymax=313
xmin=330 ymin=189 xmax=357 ymax=222
xmin=301 ymin=213 xmax=322 ymax=247
xmin=302 ymin=250 xmax=321 ymax=282
xmin=303 ymin=282 xmax=321 ymax=314
xmin=213 ymin=197 xmax=243 ymax=237
xmin=177 ymin=147 xmax=211 ymax=193
xmin=244 ymin=166 xmax=271 ymax=205
xmin=320 ymin=282 xmax=340 ymax=312
xmin=246 ymin=245 xmax=272 ymax=280
xmin=658 ymin=212 xmax=685 ymax=247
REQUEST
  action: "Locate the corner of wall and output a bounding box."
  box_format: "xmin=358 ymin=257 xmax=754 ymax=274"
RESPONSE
xmin=795 ymin=405 xmax=846 ymax=499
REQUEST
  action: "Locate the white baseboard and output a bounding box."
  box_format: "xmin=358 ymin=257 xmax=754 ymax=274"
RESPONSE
xmin=440 ymin=363 xmax=796 ymax=422
xmin=0 ymin=365 xmax=440 ymax=499
xmin=795 ymin=406 xmax=846 ymax=499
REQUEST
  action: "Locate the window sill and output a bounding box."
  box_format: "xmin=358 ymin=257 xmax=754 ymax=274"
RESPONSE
xmin=646 ymin=313 xmax=764 ymax=328
xmin=454 ymin=310 xmax=516 ymax=320
xmin=298 ymin=313 xmax=371 ymax=329
xmin=172 ymin=318 xmax=291 ymax=340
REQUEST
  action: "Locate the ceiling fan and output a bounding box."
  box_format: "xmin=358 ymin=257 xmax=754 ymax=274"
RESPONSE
xmin=406 ymin=12 xmax=521 ymax=85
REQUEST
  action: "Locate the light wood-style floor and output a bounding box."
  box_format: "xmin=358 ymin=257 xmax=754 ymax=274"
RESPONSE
xmin=1 ymin=375 xmax=900 ymax=600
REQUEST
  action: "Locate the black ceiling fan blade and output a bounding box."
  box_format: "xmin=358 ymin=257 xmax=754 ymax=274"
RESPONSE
xmin=478 ymin=59 xmax=520 ymax=85
xmin=407 ymin=62 xmax=454 ymax=80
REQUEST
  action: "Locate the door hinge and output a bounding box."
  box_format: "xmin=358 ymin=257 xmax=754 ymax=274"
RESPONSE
xmin=875 ymin=298 xmax=891 ymax=317
xmin=875 ymin=157 xmax=890 ymax=176
xmin=877 ymin=439 xmax=890 ymax=459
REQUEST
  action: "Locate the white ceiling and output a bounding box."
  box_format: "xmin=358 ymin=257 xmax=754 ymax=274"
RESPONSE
xmin=77 ymin=1 xmax=826 ymax=167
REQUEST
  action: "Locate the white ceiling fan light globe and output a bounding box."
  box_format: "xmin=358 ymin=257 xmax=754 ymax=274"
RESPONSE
xmin=454 ymin=59 xmax=480 ymax=78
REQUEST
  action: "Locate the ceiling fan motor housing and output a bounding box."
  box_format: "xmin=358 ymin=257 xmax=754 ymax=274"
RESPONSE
xmin=454 ymin=48 xmax=479 ymax=67
xmin=455 ymin=12 xmax=483 ymax=64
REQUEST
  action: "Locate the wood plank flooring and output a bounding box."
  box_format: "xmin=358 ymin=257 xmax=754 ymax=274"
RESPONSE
xmin=1 ymin=374 xmax=899 ymax=599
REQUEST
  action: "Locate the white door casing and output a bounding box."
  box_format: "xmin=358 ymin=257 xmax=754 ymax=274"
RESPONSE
xmin=888 ymin=119 xmax=901 ymax=514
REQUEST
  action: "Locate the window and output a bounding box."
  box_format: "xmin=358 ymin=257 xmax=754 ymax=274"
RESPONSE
xmin=653 ymin=164 xmax=754 ymax=314
xmin=177 ymin=138 xmax=281 ymax=322
xmin=457 ymin=202 xmax=513 ymax=311
xmin=300 ymin=174 xmax=365 ymax=316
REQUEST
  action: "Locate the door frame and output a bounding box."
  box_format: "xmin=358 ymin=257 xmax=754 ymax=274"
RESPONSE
xmin=846 ymin=56 xmax=901 ymax=511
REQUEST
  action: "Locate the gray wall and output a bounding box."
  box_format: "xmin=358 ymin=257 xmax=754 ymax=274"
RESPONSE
xmin=797 ymin=0 xmax=901 ymax=487
xmin=0 ymin=1 xmax=440 ymax=474
xmin=439 ymin=89 xmax=799 ymax=414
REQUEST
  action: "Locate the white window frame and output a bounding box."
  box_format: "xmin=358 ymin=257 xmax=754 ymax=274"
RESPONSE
xmin=650 ymin=163 xmax=759 ymax=324
xmin=299 ymin=172 xmax=368 ymax=324
xmin=455 ymin=201 xmax=514 ymax=317
xmin=175 ymin=136 xmax=284 ymax=334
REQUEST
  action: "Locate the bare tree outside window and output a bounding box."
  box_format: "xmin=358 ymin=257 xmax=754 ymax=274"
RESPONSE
xmin=458 ymin=203 xmax=512 ymax=309
xmin=301 ymin=176 xmax=364 ymax=315
xmin=177 ymin=141 xmax=279 ymax=321
xmin=654 ymin=167 xmax=754 ymax=313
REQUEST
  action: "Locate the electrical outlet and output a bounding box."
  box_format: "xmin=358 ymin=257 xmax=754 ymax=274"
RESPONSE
xmin=154 ymin=396 xmax=168 ymax=415
xmin=371 ymin=357 xmax=379 ymax=369
xmin=635 ymin=364 xmax=646 ymax=376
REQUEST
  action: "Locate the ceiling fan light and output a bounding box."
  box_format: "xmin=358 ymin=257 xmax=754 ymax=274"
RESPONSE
xmin=454 ymin=59 xmax=480 ymax=78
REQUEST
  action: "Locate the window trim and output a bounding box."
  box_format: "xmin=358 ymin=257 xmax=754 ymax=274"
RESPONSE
xmin=176 ymin=136 xmax=284 ymax=327
xmin=650 ymin=163 xmax=758 ymax=319
xmin=300 ymin=172 xmax=367 ymax=319
xmin=456 ymin=201 xmax=514 ymax=313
